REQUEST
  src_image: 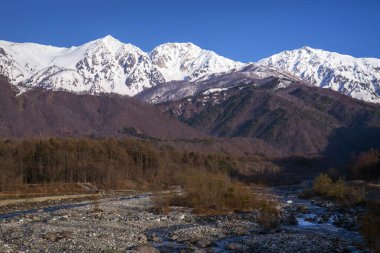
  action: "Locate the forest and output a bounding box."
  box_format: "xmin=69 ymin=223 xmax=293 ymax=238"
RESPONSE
xmin=0 ymin=137 xmax=283 ymax=193
xmin=0 ymin=137 xmax=378 ymax=193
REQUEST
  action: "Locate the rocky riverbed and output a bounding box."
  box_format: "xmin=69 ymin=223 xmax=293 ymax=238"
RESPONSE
xmin=0 ymin=185 xmax=366 ymax=253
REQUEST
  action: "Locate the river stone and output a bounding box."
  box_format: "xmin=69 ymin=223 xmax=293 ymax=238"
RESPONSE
xmin=135 ymin=245 xmax=160 ymax=253
xmin=296 ymin=205 xmax=309 ymax=213
xmin=44 ymin=232 xmax=57 ymax=242
xmin=227 ymin=243 xmax=242 ymax=250
xmin=137 ymin=234 xmax=148 ymax=243
xmin=195 ymin=239 xmax=211 ymax=248
xmin=104 ymin=249 xmax=121 ymax=253
xmin=193 ymin=249 xmax=208 ymax=253
xmin=152 ymin=236 xmax=162 ymax=243
xmin=283 ymin=214 xmax=298 ymax=225
xmin=216 ymin=233 xmax=225 ymax=239
xmin=61 ymin=231 xmax=72 ymax=238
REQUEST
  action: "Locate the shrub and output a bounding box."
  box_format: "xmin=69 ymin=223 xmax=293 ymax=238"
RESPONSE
xmin=256 ymin=199 xmax=281 ymax=228
xmin=313 ymin=173 xmax=333 ymax=195
xmin=312 ymin=173 xmax=364 ymax=206
xmin=155 ymin=169 xmax=272 ymax=215
xmin=342 ymin=185 xmax=365 ymax=206
xmin=327 ymin=178 xmax=345 ymax=199
xmin=178 ymin=171 xmax=255 ymax=214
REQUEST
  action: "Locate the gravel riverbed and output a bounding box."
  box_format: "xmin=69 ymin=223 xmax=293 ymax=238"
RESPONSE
xmin=0 ymin=191 xmax=365 ymax=253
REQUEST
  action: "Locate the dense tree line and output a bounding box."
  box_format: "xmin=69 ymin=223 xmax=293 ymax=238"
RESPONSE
xmin=0 ymin=138 xmax=279 ymax=192
xmin=0 ymin=138 xmax=160 ymax=191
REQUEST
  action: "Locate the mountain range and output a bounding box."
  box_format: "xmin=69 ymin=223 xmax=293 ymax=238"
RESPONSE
xmin=1 ymin=36 xmax=380 ymax=103
xmin=0 ymin=36 xmax=242 ymax=96
xmin=1 ymin=36 xmax=380 ymax=159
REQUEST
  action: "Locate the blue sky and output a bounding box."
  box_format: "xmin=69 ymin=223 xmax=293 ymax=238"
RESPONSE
xmin=0 ymin=0 xmax=379 ymax=62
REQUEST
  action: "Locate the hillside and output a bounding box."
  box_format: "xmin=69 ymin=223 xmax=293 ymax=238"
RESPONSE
xmin=0 ymin=76 xmax=203 ymax=139
xmin=157 ymin=80 xmax=380 ymax=158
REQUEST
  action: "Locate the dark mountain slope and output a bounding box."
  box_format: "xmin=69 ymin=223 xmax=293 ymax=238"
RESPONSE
xmin=157 ymin=81 xmax=380 ymax=156
xmin=0 ymin=76 xmax=204 ymax=139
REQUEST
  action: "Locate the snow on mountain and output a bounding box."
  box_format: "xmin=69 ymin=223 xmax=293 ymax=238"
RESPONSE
xmin=1 ymin=38 xmax=380 ymax=103
xmin=137 ymin=63 xmax=303 ymax=103
xmin=0 ymin=36 xmax=242 ymax=96
xmin=150 ymin=42 xmax=243 ymax=81
xmin=258 ymin=46 xmax=380 ymax=103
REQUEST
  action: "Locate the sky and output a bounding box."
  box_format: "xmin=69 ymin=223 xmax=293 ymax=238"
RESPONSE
xmin=0 ymin=0 xmax=379 ymax=62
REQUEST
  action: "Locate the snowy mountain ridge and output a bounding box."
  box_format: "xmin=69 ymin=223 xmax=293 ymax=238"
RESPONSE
xmin=137 ymin=63 xmax=305 ymax=104
xmin=258 ymin=46 xmax=380 ymax=103
xmin=1 ymin=36 xmax=380 ymax=103
xmin=0 ymin=36 xmax=243 ymax=95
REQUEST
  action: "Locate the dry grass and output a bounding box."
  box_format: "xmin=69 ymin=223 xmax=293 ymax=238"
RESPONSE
xmin=313 ymin=173 xmax=365 ymax=206
xmin=0 ymin=183 xmax=88 ymax=200
xmin=0 ymin=193 xmax=96 ymax=207
xmin=173 ymin=171 xmax=255 ymax=214
xmin=153 ymin=169 xmax=281 ymax=226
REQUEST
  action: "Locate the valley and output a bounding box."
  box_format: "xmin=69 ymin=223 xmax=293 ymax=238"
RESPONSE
xmin=0 ymin=31 xmax=380 ymax=253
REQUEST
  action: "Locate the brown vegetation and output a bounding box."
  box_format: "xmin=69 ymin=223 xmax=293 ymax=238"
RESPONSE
xmin=172 ymin=170 xmax=255 ymax=214
xmin=312 ymin=174 xmax=365 ymax=206
xmin=153 ymin=169 xmax=280 ymax=226
xmin=0 ymin=137 xmax=283 ymax=196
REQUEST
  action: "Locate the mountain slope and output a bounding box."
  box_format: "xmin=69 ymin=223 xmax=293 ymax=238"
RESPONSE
xmin=0 ymin=75 xmax=203 ymax=139
xmin=0 ymin=36 xmax=242 ymax=96
xmin=157 ymin=81 xmax=380 ymax=157
xmin=137 ymin=64 xmax=303 ymax=103
xmin=258 ymin=46 xmax=380 ymax=103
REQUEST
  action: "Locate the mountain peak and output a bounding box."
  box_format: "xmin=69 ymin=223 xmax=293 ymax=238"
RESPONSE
xmin=300 ymin=46 xmax=314 ymax=52
xmin=151 ymin=42 xmax=202 ymax=54
xmin=259 ymin=46 xmax=380 ymax=103
xmin=149 ymin=42 xmax=241 ymax=81
xmin=98 ymin=35 xmax=120 ymax=42
xmin=92 ymin=35 xmax=124 ymax=51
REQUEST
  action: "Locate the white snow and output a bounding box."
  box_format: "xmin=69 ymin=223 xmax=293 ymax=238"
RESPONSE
xmin=258 ymin=46 xmax=380 ymax=103
xmin=1 ymin=38 xmax=380 ymax=104
xmin=202 ymin=87 xmax=230 ymax=95
xmin=0 ymin=36 xmax=242 ymax=96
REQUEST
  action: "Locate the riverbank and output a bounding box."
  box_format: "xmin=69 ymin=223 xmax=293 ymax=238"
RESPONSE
xmin=0 ymin=185 xmax=366 ymax=253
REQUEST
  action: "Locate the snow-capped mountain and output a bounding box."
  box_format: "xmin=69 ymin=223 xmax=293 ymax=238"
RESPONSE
xmin=1 ymin=37 xmax=380 ymax=103
xmin=150 ymin=42 xmax=241 ymax=81
xmin=258 ymin=46 xmax=380 ymax=103
xmin=0 ymin=36 xmax=242 ymax=96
